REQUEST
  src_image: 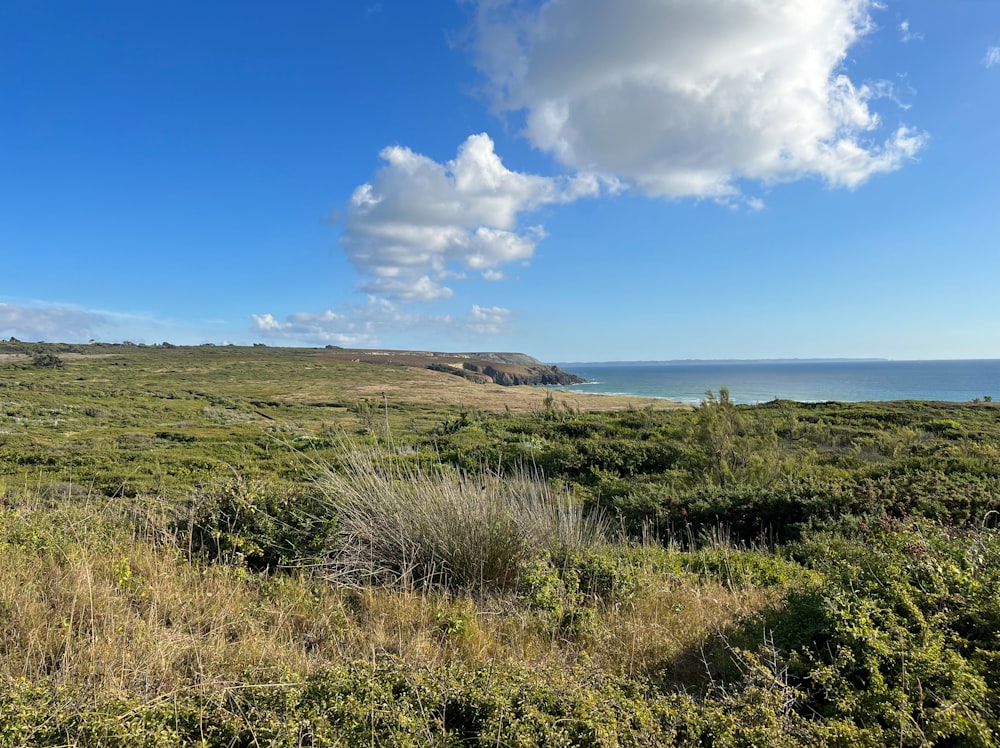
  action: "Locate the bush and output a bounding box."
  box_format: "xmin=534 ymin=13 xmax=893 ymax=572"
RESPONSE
xmin=178 ymin=477 xmax=335 ymax=570
xmin=770 ymin=522 xmax=1000 ymax=745
xmin=551 ymin=547 xmax=640 ymax=605
xmin=31 ymin=353 xmax=64 ymax=368
xmin=0 ymin=661 xmax=867 ymax=747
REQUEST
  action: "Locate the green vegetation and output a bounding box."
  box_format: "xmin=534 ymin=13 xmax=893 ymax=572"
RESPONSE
xmin=1 ymin=342 xmax=999 ymax=745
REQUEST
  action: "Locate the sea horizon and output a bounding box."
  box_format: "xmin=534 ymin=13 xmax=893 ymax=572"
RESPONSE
xmin=555 ymin=357 xmax=993 ymax=366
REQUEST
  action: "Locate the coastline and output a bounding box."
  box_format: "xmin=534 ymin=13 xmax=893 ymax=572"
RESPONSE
xmin=548 ymin=359 xmax=1000 ymax=405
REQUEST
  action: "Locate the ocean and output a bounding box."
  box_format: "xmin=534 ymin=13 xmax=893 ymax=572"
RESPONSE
xmin=551 ymin=360 xmax=1000 ymax=405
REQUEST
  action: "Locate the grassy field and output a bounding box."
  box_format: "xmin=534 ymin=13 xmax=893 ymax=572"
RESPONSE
xmin=2 ymin=343 xmax=999 ymax=745
xmin=0 ymin=343 xmax=682 ymax=499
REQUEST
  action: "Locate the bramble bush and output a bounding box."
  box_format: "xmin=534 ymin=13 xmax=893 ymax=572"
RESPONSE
xmin=0 ymin=661 xmax=873 ymax=747
xmin=759 ymin=521 xmax=1000 ymax=745
xmin=178 ymin=476 xmax=336 ymax=570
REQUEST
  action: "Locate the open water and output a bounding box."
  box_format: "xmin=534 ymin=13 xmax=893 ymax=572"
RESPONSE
xmin=552 ymin=360 xmax=1000 ymax=405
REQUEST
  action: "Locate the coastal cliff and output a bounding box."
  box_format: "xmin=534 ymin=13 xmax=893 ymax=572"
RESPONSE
xmin=320 ymin=347 xmax=585 ymax=387
xmin=458 ymin=361 xmax=584 ymax=386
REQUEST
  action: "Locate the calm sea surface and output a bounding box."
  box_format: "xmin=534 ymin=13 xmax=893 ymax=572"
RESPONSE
xmin=552 ymin=360 xmax=1000 ymax=405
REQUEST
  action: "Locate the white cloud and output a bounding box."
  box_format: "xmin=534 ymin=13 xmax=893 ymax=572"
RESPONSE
xmin=250 ymin=310 xmax=379 ymax=347
xmin=985 ymin=46 xmax=1000 ymax=69
xmin=0 ymin=303 xmax=107 ymax=341
xmin=470 ymin=0 xmax=926 ymax=199
xmin=251 ymin=302 xmax=513 ymax=346
xmin=899 ymin=20 xmax=922 ymax=43
xmin=340 ymin=133 xmax=601 ymax=303
xmin=465 ymin=304 xmax=511 ymax=335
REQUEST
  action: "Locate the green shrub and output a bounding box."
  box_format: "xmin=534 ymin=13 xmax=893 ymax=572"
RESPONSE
xmin=31 ymin=353 xmax=64 ymax=369
xmin=178 ymin=477 xmax=335 ymax=570
xmin=518 ymin=548 xmax=637 ymax=643
xmin=770 ymin=522 xmax=1000 ymax=745
xmin=0 ymin=661 xmax=874 ymax=746
xmin=925 ymin=418 xmax=963 ymax=436
xmin=683 ymin=546 xmax=807 ymax=588
xmin=518 ymin=557 xmax=568 ymax=615
xmin=551 ymin=547 xmax=640 ymax=605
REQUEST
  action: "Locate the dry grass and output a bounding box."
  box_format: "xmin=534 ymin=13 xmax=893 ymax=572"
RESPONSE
xmin=350 ymin=366 xmax=689 ymax=415
xmin=0 ymin=490 xmax=776 ymax=706
xmin=316 ymin=442 xmax=610 ymax=592
xmin=596 ymin=573 xmax=777 ymax=684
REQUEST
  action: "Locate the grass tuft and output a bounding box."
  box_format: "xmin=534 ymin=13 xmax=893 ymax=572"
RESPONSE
xmin=316 ymin=443 xmax=609 ymax=593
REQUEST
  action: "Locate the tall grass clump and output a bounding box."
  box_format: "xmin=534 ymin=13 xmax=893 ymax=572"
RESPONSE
xmin=316 ymin=443 xmax=608 ymax=593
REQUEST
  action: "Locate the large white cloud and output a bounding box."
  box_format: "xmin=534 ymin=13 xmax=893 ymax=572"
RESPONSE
xmin=340 ymin=132 xmax=601 ymax=303
xmin=0 ymin=303 xmax=107 ymax=342
xmin=470 ymin=0 xmax=926 ymax=199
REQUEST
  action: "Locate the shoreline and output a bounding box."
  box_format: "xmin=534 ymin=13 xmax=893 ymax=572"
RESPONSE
xmin=549 ymin=359 xmax=1000 ymax=405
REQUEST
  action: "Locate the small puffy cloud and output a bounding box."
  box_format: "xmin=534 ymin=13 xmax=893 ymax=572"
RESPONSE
xmin=470 ymin=0 xmax=926 ymax=199
xmin=985 ymin=47 xmax=1000 ymax=68
xmin=0 ymin=303 xmax=107 ymax=341
xmin=465 ymin=305 xmax=511 ymax=335
xmin=899 ymin=20 xmax=922 ymax=43
xmin=341 ymin=133 xmax=601 ymax=303
xmin=251 ymin=303 xmax=512 ymax=347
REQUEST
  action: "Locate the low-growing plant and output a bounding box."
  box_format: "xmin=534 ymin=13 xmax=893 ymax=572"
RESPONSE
xmin=31 ymin=353 xmax=64 ymax=369
xmin=755 ymin=521 xmax=1000 ymax=745
xmin=178 ymin=475 xmax=336 ymax=570
xmin=551 ymin=547 xmax=640 ymax=605
xmin=0 ymin=659 xmax=874 ymax=747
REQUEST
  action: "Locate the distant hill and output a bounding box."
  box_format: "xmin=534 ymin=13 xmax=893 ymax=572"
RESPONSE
xmin=0 ymin=339 xmax=586 ymax=387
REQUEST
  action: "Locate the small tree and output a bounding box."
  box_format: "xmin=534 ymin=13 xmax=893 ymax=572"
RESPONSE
xmin=697 ymin=387 xmax=779 ymax=486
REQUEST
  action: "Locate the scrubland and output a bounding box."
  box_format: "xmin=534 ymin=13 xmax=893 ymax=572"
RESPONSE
xmin=1 ymin=342 xmax=999 ymax=745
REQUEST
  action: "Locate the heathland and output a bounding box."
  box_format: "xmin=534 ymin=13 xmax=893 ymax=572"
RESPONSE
xmin=1 ymin=340 xmax=999 ymax=746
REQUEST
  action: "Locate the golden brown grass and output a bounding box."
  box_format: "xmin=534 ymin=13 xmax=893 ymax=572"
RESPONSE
xmin=0 ymin=492 xmax=774 ymax=705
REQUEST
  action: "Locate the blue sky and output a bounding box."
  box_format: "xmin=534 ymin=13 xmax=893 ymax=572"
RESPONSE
xmin=2 ymin=0 xmax=998 ymax=361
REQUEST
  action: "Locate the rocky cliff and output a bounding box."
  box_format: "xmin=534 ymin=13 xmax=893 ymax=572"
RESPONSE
xmin=320 ymin=348 xmax=585 ymax=387
xmin=459 ymin=361 xmax=585 ymax=386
